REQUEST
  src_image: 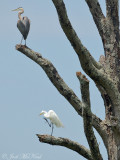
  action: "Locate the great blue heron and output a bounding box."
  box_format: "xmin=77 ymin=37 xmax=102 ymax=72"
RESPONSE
xmin=12 ymin=7 xmax=30 ymax=46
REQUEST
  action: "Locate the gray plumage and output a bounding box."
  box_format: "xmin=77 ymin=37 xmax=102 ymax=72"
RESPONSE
xmin=17 ymin=16 xmax=30 ymax=40
xmin=12 ymin=7 xmax=30 ymax=45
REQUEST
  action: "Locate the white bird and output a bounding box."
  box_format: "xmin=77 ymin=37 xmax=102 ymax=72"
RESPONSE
xmin=40 ymin=110 xmax=64 ymax=136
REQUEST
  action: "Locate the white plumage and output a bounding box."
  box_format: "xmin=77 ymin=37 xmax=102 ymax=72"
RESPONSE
xmin=40 ymin=110 xmax=64 ymax=135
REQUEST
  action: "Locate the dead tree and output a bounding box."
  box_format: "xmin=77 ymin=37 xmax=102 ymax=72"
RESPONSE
xmin=16 ymin=0 xmax=120 ymax=160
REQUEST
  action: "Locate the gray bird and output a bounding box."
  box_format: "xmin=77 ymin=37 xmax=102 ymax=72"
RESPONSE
xmin=12 ymin=7 xmax=30 ymax=46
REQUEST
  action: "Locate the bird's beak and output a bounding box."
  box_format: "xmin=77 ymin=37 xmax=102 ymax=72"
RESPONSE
xmin=12 ymin=8 xmax=18 ymax=11
xmin=40 ymin=113 xmax=42 ymax=115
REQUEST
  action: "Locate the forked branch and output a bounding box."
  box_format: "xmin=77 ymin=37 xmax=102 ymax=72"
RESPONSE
xmin=36 ymin=134 xmax=94 ymax=160
xmin=16 ymin=45 xmax=83 ymax=115
xmin=76 ymin=72 xmax=103 ymax=160
xmin=16 ymin=45 xmax=104 ymax=138
xmin=51 ymin=0 xmax=101 ymax=69
xmin=51 ymin=0 xmax=120 ymax=110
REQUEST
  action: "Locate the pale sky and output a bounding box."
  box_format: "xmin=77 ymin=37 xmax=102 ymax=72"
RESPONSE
xmin=0 ymin=0 xmax=109 ymax=159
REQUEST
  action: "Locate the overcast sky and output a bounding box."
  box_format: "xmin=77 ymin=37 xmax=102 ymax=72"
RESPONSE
xmin=0 ymin=0 xmax=110 ymax=160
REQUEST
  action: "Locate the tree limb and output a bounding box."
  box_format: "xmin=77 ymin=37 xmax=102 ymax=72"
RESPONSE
xmin=85 ymin=0 xmax=119 ymax=52
xmin=76 ymin=72 xmax=103 ymax=160
xmin=50 ymin=1 xmax=96 ymax=70
xmin=16 ymin=44 xmax=105 ymax=140
xmin=106 ymin=0 xmax=119 ymax=43
xmin=36 ymin=134 xmax=94 ymax=160
xmin=76 ymin=72 xmax=90 ymax=107
xmin=51 ymin=0 xmax=101 ymax=69
xmin=51 ymin=0 xmax=120 ymax=108
xmin=85 ymin=0 xmax=105 ymax=42
xmin=16 ymin=45 xmax=83 ymax=115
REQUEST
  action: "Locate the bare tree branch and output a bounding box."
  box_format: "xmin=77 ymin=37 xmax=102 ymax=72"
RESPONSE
xmin=51 ymin=0 xmax=101 ymax=68
xmin=76 ymin=72 xmax=103 ymax=160
xmin=106 ymin=0 xmax=119 ymax=42
xmin=36 ymin=134 xmax=94 ymax=160
xmin=16 ymin=45 xmax=83 ymax=115
xmin=85 ymin=0 xmax=105 ymax=42
xmin=51 ymin=0 xmax=120 ymax=113
xmin=85 ymin=0 xmax=119 ymax=51
xmin=51 ymin=0 xmax=103 ymax=72
xmin=16 ymin=45 xmax=105 ymax=139
xmin=76 ymin=72 xmax=90 ymax=107
xmin=76 ymin=71 xmax=108 ymax=149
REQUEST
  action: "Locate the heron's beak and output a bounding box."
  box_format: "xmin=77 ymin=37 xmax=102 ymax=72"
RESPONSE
xmin=40 ymin=113 xmax=42 ymax=115
xmin=12 ymin=8 xmax=19 ymax=11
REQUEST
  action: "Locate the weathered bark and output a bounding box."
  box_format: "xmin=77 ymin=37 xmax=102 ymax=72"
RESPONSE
xmin=15 ymin=0 xmax=120 ymax=159
xmin=85 ymin=0 xmax=105 ymax=43
xmin=51 ymin=0 xmax=120 ymax=114
xmin=15 ymin=45 xmax=104 ymax=136
xmin=76 ymin=72 xmax=103 ymax=160
xmin=50 ymin=1 xmax=120 ymax=158
xmin=36 ymin=134 xmax=94 ymax=160
xmin=16 ymin=45 xmax=107 ymax=159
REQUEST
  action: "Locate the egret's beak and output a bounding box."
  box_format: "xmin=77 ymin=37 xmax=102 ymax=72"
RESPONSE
xmin=12 ymin=8 xmax=19 ymax=11
xmin=40 ymin=113 xmax=42 ymax=115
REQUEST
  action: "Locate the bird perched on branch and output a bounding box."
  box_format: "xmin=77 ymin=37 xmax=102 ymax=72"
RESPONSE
xmin=12 ymin=7 xmax=30 ymax=46
xmin=40 ymin=110 xmax=64 ymax=136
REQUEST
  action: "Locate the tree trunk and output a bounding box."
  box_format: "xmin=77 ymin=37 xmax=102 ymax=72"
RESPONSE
xmin=107 ymin=130 xmax=120 ymax=160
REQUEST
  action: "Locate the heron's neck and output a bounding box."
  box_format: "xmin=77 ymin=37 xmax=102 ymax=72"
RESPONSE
xmin=18 ymin=9 xmax=24 ymax=21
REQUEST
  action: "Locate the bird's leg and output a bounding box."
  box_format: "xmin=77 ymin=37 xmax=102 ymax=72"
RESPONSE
xmin=51 ymin=123 xmax=54 ymax=136
xmin=20 ymin=36 xmax=23 ymax=45
xmin=43 ymin=118 xmax=51 ymax=127
xmin=25 ymin=40 xmax=26 ymax=46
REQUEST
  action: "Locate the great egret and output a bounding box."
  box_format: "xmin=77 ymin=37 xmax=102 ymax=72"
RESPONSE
xmin=40 ymin=110 xmax=64 ymax=136
xmin=12 ymin=7 xmax=30 ymax=46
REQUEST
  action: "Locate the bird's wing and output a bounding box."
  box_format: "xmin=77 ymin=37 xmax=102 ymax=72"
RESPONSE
xmin=17 ymin=20 xmax=26 ymax=39
xmin=22 ymin=17 xmax=30 ymax=39
xmin=49 ymin=110 xmax=64 ymax=127
xmin=54 ymin=114 xmax=64 ymax=127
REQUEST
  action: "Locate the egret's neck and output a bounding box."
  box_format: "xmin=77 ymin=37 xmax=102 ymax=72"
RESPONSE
xmin=43 ymin=111 xmax=47 ymax=115
xmin=18 ymin=9 xmax=24 ymax=21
